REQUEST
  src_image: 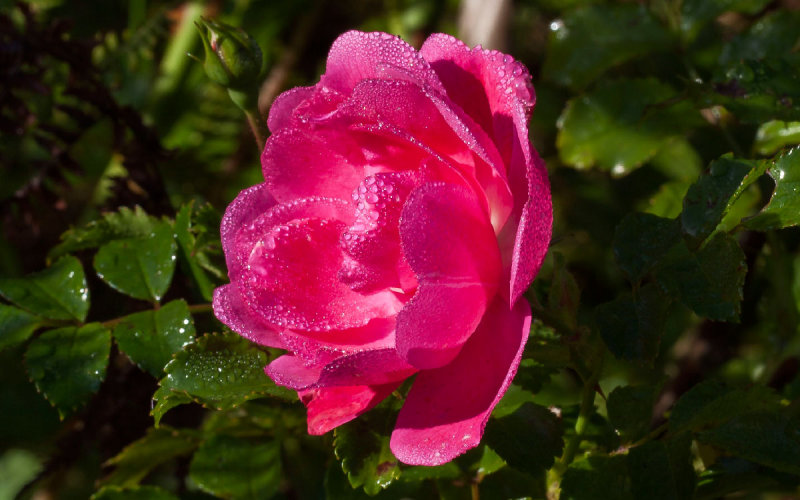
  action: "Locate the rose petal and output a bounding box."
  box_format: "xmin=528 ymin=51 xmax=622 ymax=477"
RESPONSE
xmin=220 ymin=183 xmax=276 ymax=278
xmin=279 ymin=317 xmax=397 ymax=366
xmin=396 ymin=182 xmax=501 ymax=369
xmin=390 ymin=296 xmax=531 ymax=465
xmin=266 ymin=348 xmax=416 ymax=390
xmin=239 ymin=216 xmax=403 ymax=333
xmin=261 ymin=126 xmax=366 ymax=202
xmin=321 ymin=31 xmax=443 ymax=95
xmin=301 ymin=383 xmax=399 ymax=435
xmin=420 ymin=34 xmax=551 ymax=302
xmin=212 ymin=284 xmax=284 ymax=348
xmin=267 ymin=85 xmax=316 ymax=133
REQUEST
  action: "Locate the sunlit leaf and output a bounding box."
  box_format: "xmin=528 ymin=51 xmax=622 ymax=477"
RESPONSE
xmin=0 ymin=256 xmax=89 ymax=322
xmin=112 ymin=299 xmax=195 ymax=376
xmin=94 ymin=222 xmax=177 ymax=302
xmin=744 ymin=147 xmax=800 ymax=230
xmin=334 ymin=409 xmax=400 ymax=495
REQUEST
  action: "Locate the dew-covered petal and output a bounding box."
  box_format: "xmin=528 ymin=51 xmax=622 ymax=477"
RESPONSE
xmin=396 ymin=182 xmax=501 ymax=369
xmin=266 ymin=347 xmax=416 ymax=390
xmin=267 ymin=85 xmax=316 ymax=133
xmin=212 ymin=284 xmax=284 ymax=348
xmin=228 ymin=196 xmax=352 ymax=281
xmin=261 ymin=126 xmax=366 ymax=202
xmin=300 ymin=383 xmax=399 ymax=435
xmin=335 ymin=79 xmax=512 ymax=230
xmin=339 ymin=171 xmax=420 ymax=294
xmin=239 ymin=216 xmax=403 ymax=333
xmin=390 ymin=296 xmax=531 ymax=465
xmin=321 ymin=31 xmax=443 ymax=95
xmin=420 ymin=33 xmax=535 ymax=163
xmin=220 ymin=183 xmax=276 ymax=278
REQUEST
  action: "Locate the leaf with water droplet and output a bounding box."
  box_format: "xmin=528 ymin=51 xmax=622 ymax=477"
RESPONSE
xmin=334 ymin=408 xmax=401 ymax=495
xmin=744 ymin=147 xmax=800 ymax=231
xmin=94 ymin=222 xmax=177 ymax=302
xmin=543 ymin=4 xmax=672 ymax=90
xmin=189 ymin=434 xmax=282 ymax=500
xmin=0 ymin=256 xmax=89 ymax=322
xmin=25 ymin=323 xmax=110 ymax=418
xmin=681 ymin=156 xmax=766 ymax=246
xmin=152 ymin=332 xmax=294 ymax=422
xmin=557 ymin=79 xmax=701 ymax=175
xmin=100 ymin=425 xmax=201 ymax=487
xmin=0 ymin=304 xmax=42 ymax=351
xmin=112 ymin=300 xmax=196 ymax=376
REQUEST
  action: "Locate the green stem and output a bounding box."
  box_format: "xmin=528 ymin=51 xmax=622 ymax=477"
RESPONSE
xmin=229 ymin=88 xmax=268 ymax=148
xmin=558 ymin=369 xmax=600 ymax=469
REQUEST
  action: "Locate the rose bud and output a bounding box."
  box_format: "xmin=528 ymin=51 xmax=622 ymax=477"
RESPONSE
xmin=195 ymin=17 xmax=263 ymax=91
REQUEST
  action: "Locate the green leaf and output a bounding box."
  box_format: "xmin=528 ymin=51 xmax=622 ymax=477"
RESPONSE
xmin=150 ymin=386 xmax=194 ymax=426
xmin=754 ymin=120 xmax=800 ymax=155
xmin=334 ymin=410 xmax=401 ymax=495
xmin=0 ymin=304 xmax=42 ymax=351
xmin=613 ymin=213 xmax=681 ymax=284
xmin=681 ymin=156 xmax=766 ymax=245
xmin=101 ymin=426 xmax=201 ymax=487
xmin=153 ymin=332 xmax=293 ymax=422
xmin=189 ymin=434 xmax=282 ymax=500
xmin=679 ymin=0 xmax=770 ymax=42
xmin=669 ymin=379 xmax=782 ymax=434
xmin=112 ymin=300 xmax=196 ymax=376
xmin=719 ymin=10 xmax=800 ymax=65
xmin=49 ymin=206 xmax=161 ymax=261
xmin=606 ymin=384 xmax=659 ymax=442
xmin=484 ymin=403 xmax=563 ymax=475
xmin=596 ymin=284 xmax=671 ymax=363
xmin=712 ymin=56 xmax=800 ymax=123
xmin=547 ymin=253 xmax=581 ymax=330
xmin=744 ymin=147 xmax=800 ymax=230
xmin=174 ymin=202 xmax=223 ymax=301
xmin=654 ymin=234 xmax=746 ymax=321
xmin=627 ymin=436 xmax=696 ymax=500
xmin=400 ymin=463 xmax=461 ymax=482
xmin=695 ymin=457 xmax=800 ymax=499
xmin=543 ymin=5 xmax=672 ymax=90
xmin=561 ymin=455 xmax=633 ymax=500
xmin=645 ymin=181 xmax=692 ymax=219
xmin=25 ymin=323 xmax=111 ymax=418
xmin=698 ymin=411 xmax=800 ymax=475
xmin=92 ymin=486 xmax=179 ymax=500
xmin=94 ymin=221 xmax=177 ymax=302
xmin=561 ymin=406 xmax=621 ymax=451
xmin=0 ymin=256 xmax=89 ymax=322
xmin=557 ymin=79 xmax=699 ymax=175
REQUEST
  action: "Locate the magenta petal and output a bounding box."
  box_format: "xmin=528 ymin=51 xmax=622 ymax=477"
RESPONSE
xmin=321 ymin=31 xmax=443 ymax=95
xmin=239 ymin=216 xmax=403 ymax=332
xmin=266 ymin=85 xmax=316 ymax=133
xmin=300 ymin=383 xmax=399 ymax=435
xmin=317 ymin=349 xmax=417 ymax=387
xmin=262 ymin=127 xmax=365 ymax=202
xmin=212 ymin=284 xmax=284 ymax=348
xmin=220 ymin=183 xmax=276 ymax=278
xmin=390 ymin=297 xmax=531 ymax=465
xmin=396 ymin=182 xmax=501 ymax=369
xmin=266 ymin=355 xmax=322 ymax=390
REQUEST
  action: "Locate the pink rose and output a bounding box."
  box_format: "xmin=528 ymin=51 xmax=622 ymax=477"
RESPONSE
xmin=213 ymin=31 xmax=551 ymax=465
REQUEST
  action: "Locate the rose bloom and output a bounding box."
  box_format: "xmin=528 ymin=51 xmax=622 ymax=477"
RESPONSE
xmin=213 ymin=31 xmax=551 ymax=465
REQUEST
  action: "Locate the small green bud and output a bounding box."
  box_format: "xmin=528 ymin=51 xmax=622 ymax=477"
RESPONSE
xmin=195 ymin=17 xmax=263 ymax=91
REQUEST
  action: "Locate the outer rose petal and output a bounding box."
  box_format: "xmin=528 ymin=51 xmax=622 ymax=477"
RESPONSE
xmin=212 ymin=284 xmax=283 ymax=348
xmin=220 ymin=183 xmax=276 ymax=278
xmin=266 ymin=85 xmax=315 ymax=133
xmin=396 ymin=182 xmax=501 ymax=369
xmin=321 ymin=31 xmax=444 ymax=95
xmin=390 ymin=296 xmax=531 ymax=465
xmin=301 ymin=383 xmax=399 ymax=435
xmin=421 ymin=33 xmax=551 ymax=303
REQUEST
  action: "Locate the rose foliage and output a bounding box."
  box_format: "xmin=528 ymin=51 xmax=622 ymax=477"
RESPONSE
xmin=212 ymin=30 xmax=552 ymax=465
